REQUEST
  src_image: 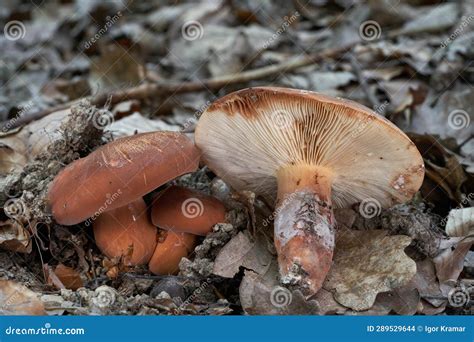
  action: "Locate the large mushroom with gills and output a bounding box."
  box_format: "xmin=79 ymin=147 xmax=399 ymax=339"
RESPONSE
xmin=195 ymin=87 xmax=425 ymax=296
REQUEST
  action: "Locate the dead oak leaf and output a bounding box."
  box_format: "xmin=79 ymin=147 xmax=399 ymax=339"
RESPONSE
xmin=433 ymin=238 xmax=473 ymax=295
xmin=411 ymin=259 xmax=444 ymax=308
xmin=324 ymin=229 xmax=416 ymax=311
xmin=218 ymin=230 xmax=317 ymax=315
xmin=375 ymin=287 xmax=420 ymax=315
xmin=53 ymin=264 xmax=84 ymax=291
xmin=312 ymin=288 xmax=347 ymax=315
xmin=239 ymin=261 xmax=319 ymax=315
xmin=213 ymin=231 xmax=273 ymax=278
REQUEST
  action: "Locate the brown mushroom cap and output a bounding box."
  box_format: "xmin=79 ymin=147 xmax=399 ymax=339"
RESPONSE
xmin=148 ymin=231 xmax=196 ymax=275
xmin=195 ymin=87 xmax=425 ymax=208
xmin=48 ymin=131 xmax=200 ymax=225
xmin=151 ymin=186 xmax=226 ymax=236
xmin=93 ymin=198 xmax=157 ymax=266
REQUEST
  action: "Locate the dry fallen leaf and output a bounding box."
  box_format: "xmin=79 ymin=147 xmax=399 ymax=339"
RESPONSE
xmin=345 ymin=300 xmax=392 ymax=316
xmin=106 ymin=112 xmax=180 ymax=139
xmin=282 ymin=70 xmax=355 ymax=93
xmin=169 ymin=24 xmax=276 ymax=77
xmin=375 ymin=288 xmax=420 ymax=315
xmin=90 ymin=44 xmax=144 ymax=92
xmin=0 ymin=219 xmax=31 ymax=253
xmin=334 ymin=208 xmax=357 ymax=229
xmin=433 ymin=238 xmax=473 ymax=295
xmin=0 ymin=129 xmax=28 ymax=176
xmin=445 ymin=208 xmax=474 ymax=237
xmin=24 ymin=108 xmax=69 ymax=157
xmin=53 ymin=264 xmax=84 ymax=290
xmin=213 ymin=231 xmax=272 ymax=278
xmin=397 ymin=3 xmax=458 ymax=36
xmin=0 ymin=279 xmax=46 ymax=315
xmin=419 ymin=299 xmax=447 ymax=315
xmin=411 ymin=88 xmax=474 ymax=146
xmin=41 ymin=294 xmax=78 ymax=316
xmin=217 ymin=228 xmax=317 ymax=315
xmin=324 ymin=229 xmax=416 ymax=311
xmin=312 ymin=288 xmax=347 ymax=315
xmin=410 ymin=259 xmax=445 ymax=308
xmin=348 ymin=258 xmax=443 ymax=315
xmin=239 ymin=261 xmax=319 ymax=315
xmin=381 ymin=80 xmax=426 ymax=114
xmin=0 ymin=108 xmax=70 ymax=176
xmin=409 ymin=133 xmax=468 ymax=204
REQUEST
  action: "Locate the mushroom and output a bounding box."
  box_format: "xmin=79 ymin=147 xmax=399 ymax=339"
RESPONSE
xmin=93 ymin=198 xmax=157 ymax=266
xmin=148 ymin=230 xmax=197 ymax=275
xmin=48 ymin=131 xmax=200 ymax=225
xmin=151 ymin=185 xmax=226 ymax=236
xmin=195 ymin=87 xmax=425 ymax=296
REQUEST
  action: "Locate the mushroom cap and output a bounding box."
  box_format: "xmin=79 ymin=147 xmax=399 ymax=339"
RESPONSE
xmin=151 ymin=186 xmax=226 ymax=236
xmin=48 ymin=131 xmax=200 ymax=225
xmin=93 ymin=198 xmax=157 ymax=266
xmin=148 ymin=231 xmax=196 ymax=275
xmin=195 ymin=87 xmax=425 ymax=208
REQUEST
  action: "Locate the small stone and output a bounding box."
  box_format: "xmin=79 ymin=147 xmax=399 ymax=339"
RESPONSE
xmin=150 ymin=277 xmax=186 ymax=300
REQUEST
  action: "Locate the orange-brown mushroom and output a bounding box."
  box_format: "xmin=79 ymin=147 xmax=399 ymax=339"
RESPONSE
xmin=48 ymin=131 xmax=200 ymax=225
xmin=151 ymin=186 xmax=226 ymax=236
xmin=93 ymin=198 xmax=157 ymax=266
xmin=148 ymin=230 xmax=196 ymax=275
xmin=195 ymin=87 xmax=425 ymax=296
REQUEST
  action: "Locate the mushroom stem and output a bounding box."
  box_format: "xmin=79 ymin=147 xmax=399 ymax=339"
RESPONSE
xmin=274 ymin=165 xmax=335 ymax=296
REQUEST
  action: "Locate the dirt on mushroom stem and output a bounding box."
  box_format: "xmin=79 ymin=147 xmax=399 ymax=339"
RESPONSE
xmin=274 ymin=164 xmax=335 ymax=296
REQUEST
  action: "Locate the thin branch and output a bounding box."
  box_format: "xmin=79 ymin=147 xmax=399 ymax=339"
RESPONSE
xmin=5 ymin=44 xmax=352 ymax=129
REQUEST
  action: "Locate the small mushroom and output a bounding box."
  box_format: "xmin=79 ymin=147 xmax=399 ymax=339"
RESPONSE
xmin=151 ymin=186 xmax=226 ymax=236
xmin=148 ymin=230 xmax=196 ymax=275
xmin=48 ymin=131 xmax=200 ymax=225
xmin=93 ymin=198 xmax=157 ymax=266
xmin=195 ymin=87 xmax=425 ymax=296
